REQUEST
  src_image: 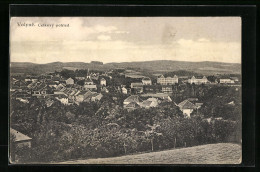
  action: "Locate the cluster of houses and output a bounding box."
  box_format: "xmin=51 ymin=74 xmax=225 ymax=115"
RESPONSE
xmin=122 ymin=75 xmax=239 ymax=95
xmin=122 ymin=94 xmax=202 ymax=117
xmin=10 ymin=70 xmax=107 ymax=106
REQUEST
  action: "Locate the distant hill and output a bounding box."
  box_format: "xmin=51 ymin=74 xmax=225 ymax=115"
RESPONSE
xmin=10 ymin=60 xmax=241 ymax=75
xmin=57 ymin=143 xmax=241 ymax=164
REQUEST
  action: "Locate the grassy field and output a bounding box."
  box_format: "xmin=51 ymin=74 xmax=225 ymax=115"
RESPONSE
xmin=57 ymin=143 xmax=241 ymax=164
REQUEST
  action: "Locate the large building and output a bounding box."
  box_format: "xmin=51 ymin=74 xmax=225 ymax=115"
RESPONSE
xmin=220 ymin=78 xmax=235 ymax=84
xmin=188 ymin=76 xmax=208 ymax=85
xmin=157 ymin=75 xmax=178 ymax=85
xmin=131 ymin=82 xmax=143 ymax=93
xmin=142 ymin=77 xmax=152 ymax=85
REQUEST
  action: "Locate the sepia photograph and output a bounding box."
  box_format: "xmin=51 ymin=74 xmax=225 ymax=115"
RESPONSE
xmin=9 ymin=17 xmax=242 ymax=164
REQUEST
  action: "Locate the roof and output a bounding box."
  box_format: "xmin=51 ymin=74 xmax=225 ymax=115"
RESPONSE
xmin=131 ymin=83 xmax=143 ymax=87
xmin=33 ymin=82 xmax=47 ymax=91
xmin=124 ymin=95 xmax=143 ymax=103
xmin=100 ymin=78 xmax=106 ymax=81
xmin=141 ymin=93 xmax=170 ymax=98
xmin=162 ymin=85 xmax=172 ymax=88
xmin=10 ymin=128 xmax=32 ymax=142
xmin=55 ymin=94 xmax=68 ymax=99
xmin=191 ymin=76 xmax=207 ymax=79
xmin=84 ymin=85 xmax=97 ymax=89
xmin=141 ymin=100 xmax=153 ymax=107
xmin=142 ymin=77 xmax=151 ymax=81
xmin=147 ymin=97 xmax=158 ymax=102
xmin=159 ymin=75 xmax=165 ymax=78
xmin=76 ymin=90 xmax=92 ymax=96
xmin=66 ymin=78 xmax=74 ymax=82
xmin=178 ymin=100 xmax=197 ymax=109
xmin=125 ymin=102 xmax=140 ymax=108
xmin=92 ymin=93 xmax=102 ymax=98
xmin=85 ymin=77 xmax=93 ymax=82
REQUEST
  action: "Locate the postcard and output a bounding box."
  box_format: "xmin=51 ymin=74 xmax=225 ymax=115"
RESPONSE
xmin=9 ymin=17 xmax=242 ymax=164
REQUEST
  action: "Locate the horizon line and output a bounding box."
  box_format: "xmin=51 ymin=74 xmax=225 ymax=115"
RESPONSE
xmin=10 ymin=60 xmax=241 ymax=65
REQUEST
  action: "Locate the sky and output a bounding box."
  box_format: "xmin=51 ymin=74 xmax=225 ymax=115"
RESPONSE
xmin=10 ymin=17 xmax=241 ymax=64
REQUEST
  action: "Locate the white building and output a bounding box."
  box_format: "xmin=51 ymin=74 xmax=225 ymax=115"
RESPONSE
xmin=220 ymin=79 xmax=235 ymax=84
xmin=122 ymin=87 xmax=128 ymax=94
xmin=178 ymin=99 xmax=197 ymax=117
xmin=100 ymin=78 xmax=106 ymax=86
xmin=142 ymin=77 xmax=152 ymax=85
xmin=66 ymin=78 xmax=74 ymax=85
xmin=157 ymin=75 xmax=178 ymax=85
xmin=188 ymin=76 xmax=208 ymax=85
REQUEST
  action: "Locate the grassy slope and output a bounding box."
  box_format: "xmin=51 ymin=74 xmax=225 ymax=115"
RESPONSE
xmin=57 ymin=143 xmax=241 ymax=164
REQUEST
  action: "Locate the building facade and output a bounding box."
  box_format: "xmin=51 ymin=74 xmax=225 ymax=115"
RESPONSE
xmin=157 ymin=75 xmax=178 ymax=85
xmin=188 ymin=76 xmax=208 ymax=85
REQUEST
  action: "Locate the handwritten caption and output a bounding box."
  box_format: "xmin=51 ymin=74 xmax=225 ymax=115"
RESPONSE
xmin=17 ymin=22 xmax=70 ymax=28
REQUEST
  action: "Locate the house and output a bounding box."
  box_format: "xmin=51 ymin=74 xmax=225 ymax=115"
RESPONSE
xmin=91 ymin=93 xmax=103 ymax=102
xmin=100 ymin=78 xmax=106 ymax=86
xmin=55 ymin=94 xmax=69 ymax=105
xmin=123 ymin=95 xmax=143 ymax=105
xmin=230 ymin=77 xmax=239 ymax=82
xmin=140 ymin=93 xmax=172 ymax=102
xmin=140 ymin=98 xmax=159 ymax=108
xmin=101 ymin=87 xmax=109 ymax=93
xmin=54 ymin=83 xmax=66 ymax=94
xmin=75 ymin=90 xmax=93 ymax=103
xmin=16 ymin=98 xmax=29 ymax=103
xmin=143 ymin=85 xmax=161 ymax=93
xmin=10 ymin=128 xmax=32 ymax=148
xmin=10 ymin=80 xmax=28 ymax=91
xmin=178 ymin=99 xmax=197 ymax=117
xmin=75 ymin=76 xmax=85 ymax=80
xmin=52 ymin=76 xmax=61 ymax=84
xmin=47 ymin=80 xmax=58 ymax=88
xmin=85 ymin=76 xmax=94 ymax=85
xmin=45 ymin=98 xmax=54 ymax=107
xmin=142 ymin=77 xmax=152 ymax=85
xmin=25 ymin=76 xmax=38 ymax=83
xmin=13 ymin=90 xmax=31 ymax=99
xmin=66 ymin=78 xmax=74 ymax=85
xmin=122 ymin=87 xmax=128 ymax=94
xmin=131 ymin=83 xmax=143 ymax=93
xmin=220 ymin=78 xmax=235 ymax=84
xmin=157 ymin=75 xmax=178 ymax=85
xmin=161 ymin=85 xmax=173 ymax=93
xmin=84 ymin=84 xmax=97 ymax=91
xmin=188 ymin=76 xmax=208 ymax=85
xmin=31 ymin=82 xmax=48 ymax=96
xmin=124 ymin=102 xmax=140 ymax=110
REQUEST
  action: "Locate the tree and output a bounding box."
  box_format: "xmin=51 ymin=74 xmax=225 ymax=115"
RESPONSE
xmin=144 ymin=124 xmax=162 ymax=151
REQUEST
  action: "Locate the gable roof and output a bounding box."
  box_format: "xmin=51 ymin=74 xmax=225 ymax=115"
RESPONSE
xmin=10 ymin=128 xmax=32 ymax=142
xmin=141 ymin=100 xmax=153 ymax=107
xmin=142 ymin=77 xmax=151 ymax=81
xmin=124 ymin=95 xmax=143 ymax=103
xmin=178 ymin=100 xmax=197 ymax=109
xmin=85 ymin=77 xmax=93 ymax=82
xmin=159 ymin=75 xmax=165 ymax=78
xmin=125 ymin=102 xmax=140 ymax=108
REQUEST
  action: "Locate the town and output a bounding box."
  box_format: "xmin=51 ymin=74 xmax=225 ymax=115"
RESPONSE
xmin=10 ymin=66 xmax=242 ymax=163
xmin=10 ymin=67 xmax=240 ymax=115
